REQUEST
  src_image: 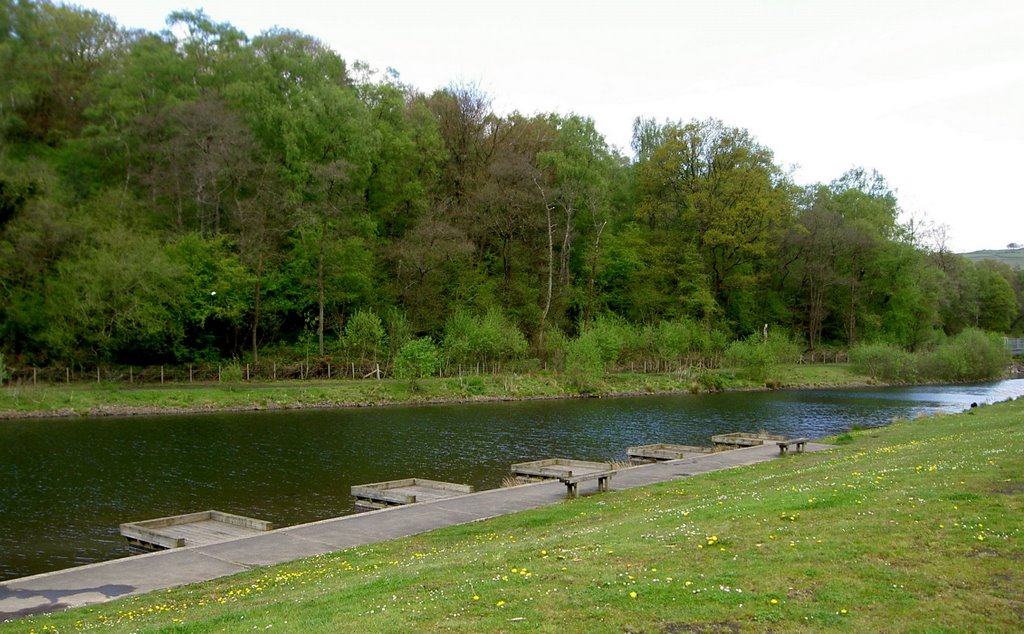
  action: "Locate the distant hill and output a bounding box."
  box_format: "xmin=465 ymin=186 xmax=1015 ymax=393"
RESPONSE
xmin=960 ymin=248 xmax=1024 ymax=269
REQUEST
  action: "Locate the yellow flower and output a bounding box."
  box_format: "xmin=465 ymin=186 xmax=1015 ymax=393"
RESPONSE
xmin=472 ymin=595 xmax=480 ymax=601
xmin=770 ymin=598 xmax=779 ymax=605
xmin=629 ymin=591 xmax=638 ymax=599
xmin=497 ymin=600 xmax=506 ymax=607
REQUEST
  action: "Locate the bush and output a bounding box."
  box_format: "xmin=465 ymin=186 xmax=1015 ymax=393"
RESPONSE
xmin=394 ymin=337 xmax=441 ymax=380
xmin=536 ymin=326 xmax=569 ymax=371
xmin=565 ymin=334 xmax=605 ymax=391
xmin=343 ymin=309 xmax=386 ymax=366
xmin=693 ymin=368 xmax=726 ymax=392
xmin=850 ymin=342 xmax=917 ymax=382
xmin=724 ymin=330 xmax=802 ymax=383
xmin=919 ymin=328 xmax=1009 ymax=382
xmin=650 ymin=319 xmax=707 ymax=366
xmin=442 ymin=308 xmax=528 ymax=369
xmin=220 ymin=359 xmax=243 ymax=383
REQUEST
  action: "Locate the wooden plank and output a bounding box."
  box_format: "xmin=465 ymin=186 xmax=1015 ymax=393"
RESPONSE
xmin=627 ymin=444 xmax=714 ymax=461
xmin=352 ymin=487 xmax=416 ymax=505
xmin=120 ymin=509 xmax=273 ymax=550
xmin=510 ymin=458 xmax=611 ymax=480
xmin=209 ymin=511 xmax=275 ymax=531
xmin=351 ymin=477 xmax=474 ymax=507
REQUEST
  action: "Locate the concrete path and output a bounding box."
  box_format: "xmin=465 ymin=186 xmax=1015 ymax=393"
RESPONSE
xmin=0 ymin=442 xmax=833 ymax=621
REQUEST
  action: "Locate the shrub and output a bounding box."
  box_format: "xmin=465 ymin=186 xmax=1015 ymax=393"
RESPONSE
xmin=343 ymin=309 xmax=386 ymax=366
xmin=565 ymin=334 xmax=605 ymax=391
xmin=850 ymin=342 xmax=917 ymax=382
xmin=394 ymin=337 xmax=441 ymax=380
xmin=693 ymin=368 xmax=726 ymax=392
xmin=651 ymin=319 xmax=707 ymax=366
xmin=220 ymin=360 xmax=243 ymax=383
xmin=919 ymin=328 xmax=1009 ymax=382
xmin=536 ymin=326 xmax=569 ymax=371
xmin=442 ymin=308 xmax=528 ymax=369
xmin=724 ymin=330 xmax=802 ymax=383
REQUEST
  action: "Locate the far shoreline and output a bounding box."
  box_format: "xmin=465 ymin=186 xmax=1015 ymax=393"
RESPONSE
xmin=0 ymin=363 xmax=916 ymax=421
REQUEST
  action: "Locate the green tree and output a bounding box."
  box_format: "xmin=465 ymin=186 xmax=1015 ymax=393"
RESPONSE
xmin=42 ymin=222 xmax=185 ymax=364
xmin=394 ymin=337 xmax=440 ymax=379
xmin=343 ymin=309 xmax=386 ymax=367
xmin=0 ymin=0 xmax=126 ymax=145
xmin=975 ymin=263 xmax=1017 ymax=333
xmin=635 ymin=118 xmax=793 ymax=332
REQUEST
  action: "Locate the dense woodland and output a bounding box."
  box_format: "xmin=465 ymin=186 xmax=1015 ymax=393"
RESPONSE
xmin=1 ymin=1 xmax=1022 ymax=375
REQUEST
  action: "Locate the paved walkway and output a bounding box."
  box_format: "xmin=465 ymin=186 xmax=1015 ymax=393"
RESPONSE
xmin=0 ymin=442 xmax=833 ymax=620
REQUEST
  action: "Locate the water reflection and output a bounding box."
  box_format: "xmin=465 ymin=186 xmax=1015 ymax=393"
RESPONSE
xmin=1 ymin=379 xmax=1022 ymax=580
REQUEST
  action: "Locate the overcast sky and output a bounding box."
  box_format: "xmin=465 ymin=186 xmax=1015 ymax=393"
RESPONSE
xmin=70 ymin=0 xmax=1024 ymax=253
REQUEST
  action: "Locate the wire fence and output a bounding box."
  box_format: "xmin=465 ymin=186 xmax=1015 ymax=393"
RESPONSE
xmin=3 ymin=351 xmax=850 ymax=387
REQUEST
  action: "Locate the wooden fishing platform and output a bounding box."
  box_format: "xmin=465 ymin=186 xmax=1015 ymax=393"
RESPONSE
xmin=626 ymin=443 xmax=716 ymax=463
xmin=351 ymin=478 xmax=475 ymax=509
xmin=120 ymin=510 xmax=275 ymax=552
xmin=510 ymin=458 xmax=616 ymax=498
xmin=711 ymin=431 xmax=790 ymax=449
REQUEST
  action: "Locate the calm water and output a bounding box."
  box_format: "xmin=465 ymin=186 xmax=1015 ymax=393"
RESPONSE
xmin=2 ymin=379 xmax=1022 ymax=581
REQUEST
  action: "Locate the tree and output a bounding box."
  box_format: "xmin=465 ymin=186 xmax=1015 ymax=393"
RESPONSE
xmin=635 ymin=118 xmax=793 ymax=331
xmin=343 ymin=309 xmax=386 ymax=368
xmin=975 ymin=263 xmax=1017 ymax=333
xmin=0 ymin=0 xmax=126 ymax=145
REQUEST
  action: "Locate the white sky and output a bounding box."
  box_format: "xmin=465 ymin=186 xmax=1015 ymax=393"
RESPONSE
xmin=70 ymin=0 xmax=1024 ymax=253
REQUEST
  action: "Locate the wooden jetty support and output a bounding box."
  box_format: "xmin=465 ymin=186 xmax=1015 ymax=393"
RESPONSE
xmin=510 ymin=458 xmax=616 ymax=498
xmin=351 ymin=478 xmax=475 ymax=509
xmin=120 ymin=510 xmax=274 ymax=552
xmin=626 ymin=443 xmax=716 ymax=463
xmin=711 ymin=431 xmax=790 ymax=449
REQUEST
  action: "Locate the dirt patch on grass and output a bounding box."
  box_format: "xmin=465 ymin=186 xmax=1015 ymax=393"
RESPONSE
xmin=663 ymin=623 xmax=741 ymax=634
xmin=991 ymin=482 xmax=1024 ymax=495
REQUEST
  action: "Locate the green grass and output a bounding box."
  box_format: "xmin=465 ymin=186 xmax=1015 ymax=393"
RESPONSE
xmin=9 ymin=397 xmax=1023 ymax=633
xmin=0 ymin=364 xmax=872 ymax=419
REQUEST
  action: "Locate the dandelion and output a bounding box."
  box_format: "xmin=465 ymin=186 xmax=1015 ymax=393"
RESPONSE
xmin=472 ymin=595 xmax=480 ymax=601
xmin=770 ymin=598 xmax=779 ymax=605
xmin=496 ymin=600 xmax=506 ymax=607
xmin=629 ymin=591 xmax=638 ymax=599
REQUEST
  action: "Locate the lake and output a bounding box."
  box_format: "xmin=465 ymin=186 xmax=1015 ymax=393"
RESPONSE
xmin=2 ymin=379 xmax=1022 ymax=581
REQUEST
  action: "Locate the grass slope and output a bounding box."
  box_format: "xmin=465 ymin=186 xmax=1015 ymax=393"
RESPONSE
xmin=9 ymin=397 xmax=1023 ymax=633
xmin=960 ymin=248 xmax=1024 ymax=270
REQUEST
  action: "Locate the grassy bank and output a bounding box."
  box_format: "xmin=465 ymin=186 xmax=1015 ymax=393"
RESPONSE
xmin=9 ymin=395 xmax=1022 ymax=633
xmin=0 ymin=364 xmax=868 ymax=419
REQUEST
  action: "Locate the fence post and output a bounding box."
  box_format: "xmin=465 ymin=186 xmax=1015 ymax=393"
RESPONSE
xmin=218 ymin=366 xmax=222 ymax=382
xmin=33 ymin=367 xmax=37 ymax=385
xmin=246 ymin=364 xmax=250 ymax=382
xmin=189 ymin=364 xmax=193 ymax=383
xmin=96 ymin=367 xmax=100 ymax=383
xmin=129 ymin=366 xmax=133 ymax=384
xmin=66 ymin=367 xmax=70 ymax=384
xmin=328 ymin=363 xmax=331 ymax=379
xmin=161 ymin=366 xmax=164 ymax=384
xmin=273 ymin=363 xmax=277 ymax=381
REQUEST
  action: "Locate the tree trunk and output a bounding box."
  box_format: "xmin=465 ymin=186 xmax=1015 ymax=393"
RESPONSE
xmin=318 ymin=244 xmax=326 ymax=357
xmin=251 ymin=276 xmax=261 ymax=363
xmin=585 ymin=219 xmax=608 ymax=323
